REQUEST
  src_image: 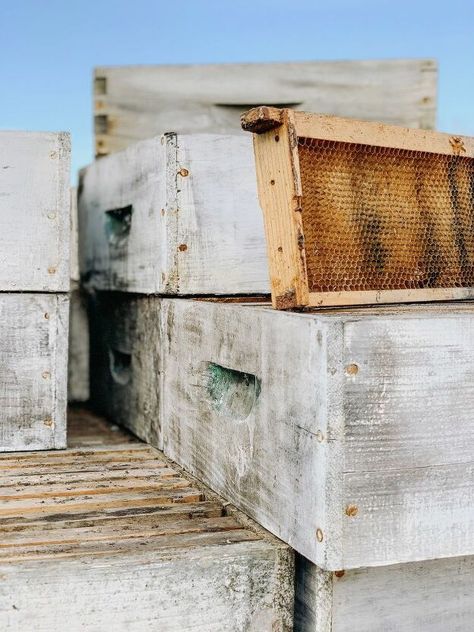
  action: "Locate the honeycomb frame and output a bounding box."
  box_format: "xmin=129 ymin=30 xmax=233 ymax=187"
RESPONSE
xmin=242 ymin=106 xmax=474 ymax=309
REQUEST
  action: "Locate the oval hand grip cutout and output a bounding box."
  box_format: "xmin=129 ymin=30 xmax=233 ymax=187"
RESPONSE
xmin=206 ymin=363 xmax=261 ymax=421
xmin=105 ymin=205 xmax=133 ymax=247
xmin=108 ymin=347 xmax=132 ymax=385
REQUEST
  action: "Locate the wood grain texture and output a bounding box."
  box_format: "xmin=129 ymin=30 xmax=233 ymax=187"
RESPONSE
xmin=0 ymin=410 xmax=294 ymax=632
xmin=0 ymin=293 xmax=68 ymax=452
xmin=79 ymin=133 xmax=268 ymax=294
xmin=0 ymin=131 xmax=70 ymax=291
xmin=89 ymin=292 xmax=163 ymax=448
xmin=162 ymin=298 xmax=474 ymax=570
xmin=295 ymin=554 xmax=474 ymax=632
xmin=68 ymin=285 xmax=89 ymax=403
xmin=93 ymin=59 xmax=437 ymax=156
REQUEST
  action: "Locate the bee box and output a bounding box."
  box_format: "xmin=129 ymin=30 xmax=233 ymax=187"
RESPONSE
xmin=242 ymin=107 xmax=474 ymax=309
xmin=295 ymin=554 xmax=474 ymax=632
xmin=162 ymin=298 xmax=474 ymax=570
xmin=0 ymin=412 xmax=294 ymax=632
xmin=0 ymin=293 xmax=68 ymax=451
xmin=79 ymin=134 xmax=268 ymax=295
xmin=0 ymin=131 xmax=70 ymax=292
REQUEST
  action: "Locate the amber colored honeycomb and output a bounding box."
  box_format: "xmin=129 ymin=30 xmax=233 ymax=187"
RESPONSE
xmin=298 ymin=137 xmax=474 ymax=293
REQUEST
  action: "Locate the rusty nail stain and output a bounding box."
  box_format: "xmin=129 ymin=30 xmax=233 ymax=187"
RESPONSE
xmin=270 ymin=179 xmax=275 ymax=185
xmin=178 ymin=168 xmax=189 ymax=177
xmin=316 ymin=528 xmax=324 ymax=542
xmin=44 ymin=312 xmax=49 ymax=320
xmin=334 ymin=570 xmax=345 ymax=578
xmin=274 ymin=134 xmax=280 ymax=142
xmin=43 ymin=418 xmax=54 ymax=427
xmin=316 ymin=430 xmax=324 ymax=443
xmin=48 ymin=266 xmax=57 ymax=275
xmin=178 ymin=244 xmax=188 ymax=252
xmin=449 ymin=136 xmax=466 ymax=155
xmin=42 ymin=371 xmax=51 ymax=380
xmin=161 ymin=208 xmax=165 ymax=216
xmin=345 ymin=504 xmax=358 ymax=517
xmin=345 ymin=363 xmax=359 ymax=376
xmin=277 ymin=246 xmax=283 ymax=253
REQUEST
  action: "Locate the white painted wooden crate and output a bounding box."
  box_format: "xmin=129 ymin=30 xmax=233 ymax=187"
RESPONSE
xmin=88 ymin=294 xmax=474 ymax=570
xmin=0 ymin=293 xmax=68 ymax=451
xmin=93 ymin=59 xmax=437 ymax=156
xmin=162 ymin=298 xmax=474 ymax=570
xmin=0 ymin=131 xmax=70 ymax=291
xmin=78 ymin=133 xmax=268 ymax=294
xmin=89 ymin=293 xmax=162 ymax=446
xmin=295 ymin=554 xmax=474 ymax=632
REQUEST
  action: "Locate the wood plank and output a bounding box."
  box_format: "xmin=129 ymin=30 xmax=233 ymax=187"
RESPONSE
xmin=94 ymin=59 xmax=437 ymax=156
xmin=0 ymin=131 xmax=70 ymax=291
xmin=295 ymin=554 xmax=474 ymax=632
xmin=0 ymin=294 xmax=68 ymax=452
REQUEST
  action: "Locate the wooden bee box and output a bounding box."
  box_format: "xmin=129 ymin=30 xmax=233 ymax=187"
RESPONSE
xmin=295 ymin=554 xmax=474 ymax=631
xmin=0 ymin=410 xmax=294 ymax=631
xmin=242 ymin=107 xmax=474 ymax=308
xmin=161 ymin=298 xmax=474 ymax=570
xmin=93 ymin=59 xmax=437 ymax=157
xmin=88 ymin=292 xmax=163 ymax=447
xmin=0 ymin=131 xmax=70 ymax=292
xmin=0 ymin=293 xmax=68 ymax=451
xmin=78 ymin=133 xmax=268 ymax=295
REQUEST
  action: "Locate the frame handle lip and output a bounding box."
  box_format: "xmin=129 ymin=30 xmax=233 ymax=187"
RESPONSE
xmin=241 ymin=106 xmax=288 ymax=134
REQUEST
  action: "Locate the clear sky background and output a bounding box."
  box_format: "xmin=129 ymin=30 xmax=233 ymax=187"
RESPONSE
xmin=1 ymin=0 xmax=472 ymax=180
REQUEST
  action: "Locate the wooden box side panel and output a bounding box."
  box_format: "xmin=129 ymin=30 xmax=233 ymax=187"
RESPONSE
xmin=89 ymin=293 xmax=162 ymax=448
xmin=0 ymin=132 xmax=70 ymax=291
xmin=78 ymin=137 xmax=166 ymax=293
xmin=94 ymin=59 xmax=437 ymax=156
xmin=68 ymin=287 xmax=89 ymax=403
xmin=0 ymin=294 xmax=68 ymax=452
xmin=339 ymin=310 xmax=474 ymax=568
xmin=162 ymin=299 xmax=337 ymax=567
xmin=0 ymin=543 xmax=294 ymax=632
xmin=169 ymin=134 xmax=269 ymax=295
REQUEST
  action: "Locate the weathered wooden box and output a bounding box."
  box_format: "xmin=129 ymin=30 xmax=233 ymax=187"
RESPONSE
xmin=242 ymin=107 xmax=474 ymax=309
xmin=93 ymin=59 xmax=437 ymax=157
xmin=78 ymin=134 xmax=268 ymax=294
xmin=89 ymin=292 xmax=163 ymax=447
xmin=0 ymin=414 xmax=294 ymax=632
xmin=0 ymin=131 xmax=70 ymax=291
xmin=0 ymin=293 xmax=68 ymax=451
xmin=295 ymin=554 xmax=474 ymax=631
xmin=162 ymin=298 xmax=474 ymax=570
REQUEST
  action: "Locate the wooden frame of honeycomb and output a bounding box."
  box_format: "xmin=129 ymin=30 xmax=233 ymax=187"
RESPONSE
xmin=242 ymin=106 xmax=474 ymax=309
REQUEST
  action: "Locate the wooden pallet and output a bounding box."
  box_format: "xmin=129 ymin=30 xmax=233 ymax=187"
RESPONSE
xmin=242 ymin=107 xmax=474 ymax=309
xmin=0 ymin=409 xmax=293 ymax=631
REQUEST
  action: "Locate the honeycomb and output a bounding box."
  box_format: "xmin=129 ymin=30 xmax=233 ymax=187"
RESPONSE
xmin=297 ymin=137 xmax=474 ymax=293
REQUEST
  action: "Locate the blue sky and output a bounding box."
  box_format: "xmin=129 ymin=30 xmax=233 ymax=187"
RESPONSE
xmin=1 ymin=1 xmax=472 ymax=180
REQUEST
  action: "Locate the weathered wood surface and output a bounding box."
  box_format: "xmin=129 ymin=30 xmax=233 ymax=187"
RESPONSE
xmin=0 ymin=293 xmax=68 ymax=452
xmin=68 ymin=285 xmax=89 ymax=403
xmin=79 ymin=133 xmax=267 ymax=294
xmin=246 ymin=107 xmax=474 ymax=309
xmin=93 ymin=59 xmax=437 ymax=156
xmin=0 ymin=410 xmax=294 ymax=632
xmin=0 ymin=131 xmax=70 ymax=291
xmin=89 ymin=293 xmax=163 ymax=447
xmin=162 ymin=298 xmax=474 ymax=570
xmin=295 ymin=554 xmax=474 ymax=632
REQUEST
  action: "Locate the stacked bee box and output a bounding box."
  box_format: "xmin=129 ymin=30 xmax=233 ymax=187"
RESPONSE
xmin=0 ymin=131 xmax=70 ymax=451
